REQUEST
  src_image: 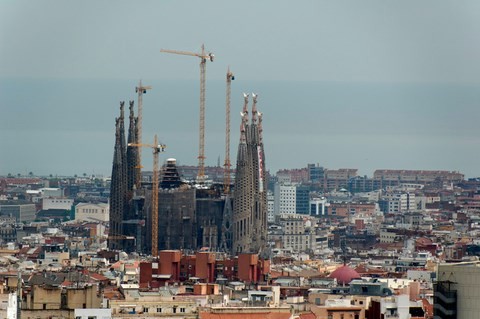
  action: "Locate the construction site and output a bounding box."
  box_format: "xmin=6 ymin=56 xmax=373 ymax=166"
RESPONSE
xmin=108 ymin=45 xmax=268 ymax=258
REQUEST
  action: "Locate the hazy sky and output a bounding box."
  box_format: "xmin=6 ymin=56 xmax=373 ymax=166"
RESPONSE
xmin=1 ymin=1 xmax=480 ymax=178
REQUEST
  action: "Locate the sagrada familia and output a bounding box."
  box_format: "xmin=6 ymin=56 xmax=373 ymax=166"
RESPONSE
xmin=108 ymin=94 xmax=267 ymax=256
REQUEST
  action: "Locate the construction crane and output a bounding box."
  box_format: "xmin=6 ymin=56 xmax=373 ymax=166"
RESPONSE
xmin=128 ymin=135 xmax=166 ymax=257
xmin=224 ymin=67 xmax=234 ymax=194
xmin=135 ymin=80 xmax=152 ymax=186
xmin=160 ymin=44 xmax=214 ymax=183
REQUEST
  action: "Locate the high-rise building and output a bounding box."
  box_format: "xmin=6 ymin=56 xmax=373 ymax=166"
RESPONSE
xmin=232 ymin=94 xmax=267 ymax=254
xmin=267 ymin=191 xmax=275 ymax=223
xmin=274 ymin=184 xmax=296 ymax=216
xmin=296 ymin=185 xmax=310 ymax=214
xmin=273 ymin=183 xmax=310 ymax=217
xmin=308 ymin=163 xmax=325 ymax=183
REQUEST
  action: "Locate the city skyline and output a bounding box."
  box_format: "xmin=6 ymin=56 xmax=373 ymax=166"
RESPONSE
xmin=1 ymin=1 xmax=480 ymax=178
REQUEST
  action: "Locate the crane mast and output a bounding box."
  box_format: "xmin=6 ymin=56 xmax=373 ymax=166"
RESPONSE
xmin=160 ymin=44 xmax=214 ymax=183
xmin=135 ymin=80 xmax=152 ymax=187
xmin=151 ymin=135 xmax=160 ymax=257
xmin=128 ymin=135 xmax=166 ymax=257
xmin=224 ymin=67 xmax=234 ymax=194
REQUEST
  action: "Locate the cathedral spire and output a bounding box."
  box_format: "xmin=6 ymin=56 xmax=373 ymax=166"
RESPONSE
xmin=109 ymin=101 xmax=128 ymax=250
xmin=258 ymin=111 xmax=263 ymax=145
xmin=241 ymin=93 xmax=249 ymax=124
xmin=127 ymin=100 xmax=139 ymax=193
xmin=251 ymin=93 xmax=258 ymax=124
xmin=232 ymin=93 xmax=267 ymax=255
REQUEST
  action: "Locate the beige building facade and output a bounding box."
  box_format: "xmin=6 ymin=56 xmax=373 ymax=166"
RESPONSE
xmin=436 ymin=261 xmax=480 ymax=319
xmin=75 ymin=202 xmax=109 ymax=222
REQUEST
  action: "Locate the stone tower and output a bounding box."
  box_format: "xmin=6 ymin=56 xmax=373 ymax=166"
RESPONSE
xmin=109 ymin=102 xmax=128 ymax=250
xmin=109 ymin=101 xmax=142 ymax=252
xmin=232 ymin=94 xmax=267 ymax=254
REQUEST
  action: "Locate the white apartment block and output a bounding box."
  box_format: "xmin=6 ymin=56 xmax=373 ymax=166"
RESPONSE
xmin=383 ymin=192 xmax=416 ymax=213
xmin=267 ymin=191 xmax=275 ymax=223
xmin=40 ymin=187 xmax=64 ymax=197
xmin=274 ymin=183 xmax=296 ymax=217
xmin=43 ymin=197 xmax=74 ymax=210
xmin=75 ymin=202 xmax=109 ymax=222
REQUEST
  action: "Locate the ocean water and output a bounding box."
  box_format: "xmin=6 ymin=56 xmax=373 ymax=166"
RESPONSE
xmin=1 ymin=78 xmax=479 ymax=178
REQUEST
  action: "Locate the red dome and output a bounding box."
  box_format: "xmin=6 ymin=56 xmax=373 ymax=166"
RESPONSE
xmin=329 ymin=265 xmax=361 ymax=285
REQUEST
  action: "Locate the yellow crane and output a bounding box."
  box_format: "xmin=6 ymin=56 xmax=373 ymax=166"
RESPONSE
xmin=224 ymin=67 xmax=234 ymax=194
xmin=160 ymin=44 xmax=214 ymax=183
xmin=128 ymin=135 xmax=166 ymax=257
xmin=135 ymin=80 xmax=152 ymax=187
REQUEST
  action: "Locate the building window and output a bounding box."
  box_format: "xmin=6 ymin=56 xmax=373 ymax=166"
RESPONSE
xmin=157 ymin=308 xmax=162 ymax=313
xmin=180 ymin=308 xmax=186 ymax=313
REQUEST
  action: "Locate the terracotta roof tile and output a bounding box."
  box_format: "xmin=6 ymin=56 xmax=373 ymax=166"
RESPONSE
xmin=299 ymin=312 xmax=316 ymax=319
xmin=200 ymin=311 xmax=292 ymax=319
xmin=89 ymin=272 xmax=108 ymax=281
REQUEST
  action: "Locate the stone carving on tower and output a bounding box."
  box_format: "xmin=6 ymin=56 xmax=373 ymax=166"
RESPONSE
xmin=232 ymin=93 xmax=267 ymax=255
xmin=126 ymin=101 xmax=140 ymax=196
